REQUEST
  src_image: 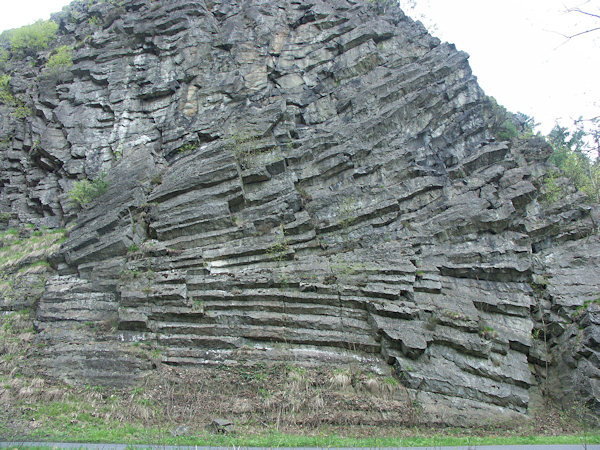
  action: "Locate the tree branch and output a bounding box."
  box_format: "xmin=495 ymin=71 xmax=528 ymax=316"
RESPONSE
xmin=567 ymin=7 xmax=600 ymax=21
xmin=563 ymin=26 xmax=600 ymax=39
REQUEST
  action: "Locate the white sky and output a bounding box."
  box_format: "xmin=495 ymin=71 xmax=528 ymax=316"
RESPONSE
xmin=400 ymin=0 xmax=600 ymax=134
xmin=1 ymin=0 xmax=599 ymax=135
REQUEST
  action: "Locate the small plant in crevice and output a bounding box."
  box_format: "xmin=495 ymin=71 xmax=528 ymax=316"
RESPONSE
xmin=424 ymin=313 xmax=439 ymax=331
xmin=68 ymin=173 xmax=109 ymax=206
xmin=150 ymin=173 xmax=162 ymax=186
xmin=228 ymin=133 xmax=280 ymax=170
xmin=336 ymin=198 xmax=360 ymax=243
xmin=0 ymin=75 xmax=32 ymax=119
xmin=176 ymin=140 xmax=200 ymax=154
xmin=88 ymin=16 xmax=101 ymax=28
xmin=112 ymin=146 xmax=123 ymax=161
xmin=478 ymin=324 xmax=498 ymax=340
xmin=296 ymin=181 xmax=312 ymax=206
xmin=265 ymin=224 xmax=290 ymax=263
xmin=191 ymin=299 xmax=204 ymax=313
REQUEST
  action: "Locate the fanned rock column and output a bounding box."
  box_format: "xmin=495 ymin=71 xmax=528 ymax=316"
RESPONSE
xmin=0 ymin=0 xmax=598 ymax=425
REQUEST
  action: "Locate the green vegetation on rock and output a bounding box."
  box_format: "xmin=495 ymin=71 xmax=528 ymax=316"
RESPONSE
xmin=45 ymin=45 xmax=73 ymax=71
xmin=0 ymin=74 xmax=32 ymax=119
xmin=487 ymin=96 xmax=536 ymax=141
xmin=68 ymin=173 xmax=109 ymax=206
xmin=0 ymin=20 xmax=58 ymax=53
xmin=547 ymin=121 xmax=600 ymax=203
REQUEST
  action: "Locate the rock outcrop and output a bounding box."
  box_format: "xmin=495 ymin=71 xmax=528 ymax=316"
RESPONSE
xmin=0 ymin=0 xmax=598 ymax=425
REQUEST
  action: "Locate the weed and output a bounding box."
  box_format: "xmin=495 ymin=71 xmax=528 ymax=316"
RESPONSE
xmin=0 ymin=75 xmax=31 ymax=119
xmin=330 ymin=258 xmax=365 ymax=279
xmin=383 ymin=376 xmax=399 ymax=386
xmin=424 ymin=313 xmax=439 ymax=331
xmin=297 ymin=186 xmax=312 ymax=204
xmin=88 ymin=16 xmax=101 ymax=27
xmin=479 ymin=324 xmax=498 ymax=340
xmin=12 ymin=102 xmax=32 ymax=119
xmin=228 ymin=133 xmax=279 ymax=170
xmin=176 ymin=141 xmax=200 ymax=154
xmin=150 ymin=173 xmax=162 ymax=185
xmin=265 ymin=224 xmax=289 ymax=263
xmin=338 ymin=198 xmax=358 ymax=229
xmin=192 ymin=299 xmax=204 ymax=312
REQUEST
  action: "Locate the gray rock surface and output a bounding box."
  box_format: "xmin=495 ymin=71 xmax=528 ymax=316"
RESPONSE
xmin=0 ymin=0 xmax=599 ymax=425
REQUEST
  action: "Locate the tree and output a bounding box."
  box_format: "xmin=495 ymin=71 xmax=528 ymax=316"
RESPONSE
xmin=547 ymin=122 xmax=600 ymax=203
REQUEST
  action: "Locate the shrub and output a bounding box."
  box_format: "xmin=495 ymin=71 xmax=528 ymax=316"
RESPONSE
xmin=4 ymin=20 xmax=59 ymax=52
xmin=0 ymin=212 xmax=11 ymax=223
xmin=0 ymin=74 xmax=13 ymax=105
xmin=486 ymin=96 xmax=535 ymax=141
xmin=46 ymin=45 xmax=73 ymax=71
xmin=0 ymin=49 xmax=8 ymax=70
xmin=176 ymin=141 xmax=199 ymax=154
xmin=12 ymin=103 xmax=31 ymax=119
xmin=68 ymin=173 xmax=109 ymax=206
xmin=0 ymin=75 xmax=31 ymax=119
xmin=88 ymin=16 xmax=101 ymax=27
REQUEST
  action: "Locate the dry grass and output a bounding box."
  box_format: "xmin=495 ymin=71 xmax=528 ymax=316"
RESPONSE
xmin=0 ymin=307 xmax=596 ymax=441
xmin=0 ymin=228 xmax=596 ymax=442
xmin=0 ymin=228 xmax=64 ymax=271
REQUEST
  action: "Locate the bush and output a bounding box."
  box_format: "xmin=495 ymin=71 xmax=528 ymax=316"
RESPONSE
xmin=0 ymin=74 xmax=13 ymax=105
xmin=548 ymin=123 xmax=600 ymax=203
xmin=3 ymin=20 xmax=58 ymax=52
xmin=68 ymin=173 xmax=109 ymax=206
xmin=486 ymin=96 xmax=535 ymax=141
xmin=0 ymin=49 xmax=8 ymax=71
xmin=0 ymin=75 xmax=31 ymax=119
xmin=0 ymin=212 xmax=12 ymax=223
xmin=46 ymin=45 xmax=73 ymax=71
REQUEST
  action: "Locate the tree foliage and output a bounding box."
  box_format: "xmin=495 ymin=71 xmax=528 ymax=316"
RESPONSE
xmin=487 ymin=96 xmax=537 ymax=141
xmin=547 ymin=120 xmax=600 ymax=203
xmin=0 ymin=20 xmax=59 ymax=53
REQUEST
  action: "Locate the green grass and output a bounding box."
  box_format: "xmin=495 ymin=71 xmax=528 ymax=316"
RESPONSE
xmin=8 ymin=389 xmax=598 ymax=447
xmin=13 ymin=427 xmax=600 ymax=447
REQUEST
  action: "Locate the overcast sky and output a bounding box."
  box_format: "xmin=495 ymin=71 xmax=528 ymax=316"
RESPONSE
xmin=400 ymin=0 xmax=599 ymax=134
xmin=1 ymin=0 xmax=599 ymax=135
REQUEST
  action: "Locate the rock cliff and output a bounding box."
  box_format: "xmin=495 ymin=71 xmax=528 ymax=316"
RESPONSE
xmin=0 ymin=0 xmax=598 ymax=425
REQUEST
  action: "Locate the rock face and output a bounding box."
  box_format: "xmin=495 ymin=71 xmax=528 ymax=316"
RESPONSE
xmin=0 ymin=0 xmax=599 ymax=425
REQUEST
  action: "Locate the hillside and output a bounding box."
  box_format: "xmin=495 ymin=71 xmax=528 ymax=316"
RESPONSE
xmin=0 ymin=0 xmax=599 ymax=430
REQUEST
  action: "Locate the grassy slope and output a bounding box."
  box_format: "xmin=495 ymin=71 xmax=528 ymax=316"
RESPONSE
xmin=0 ymin=227 xmax=598 ymax=447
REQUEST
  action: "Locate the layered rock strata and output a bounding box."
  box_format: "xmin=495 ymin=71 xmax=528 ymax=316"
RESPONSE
xmin=0 ymin=0 xmax=598 ymax=424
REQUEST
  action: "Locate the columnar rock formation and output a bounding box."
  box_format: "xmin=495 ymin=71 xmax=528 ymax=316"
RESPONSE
xmin=0 ymin=0 xmax=598 ymax=425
